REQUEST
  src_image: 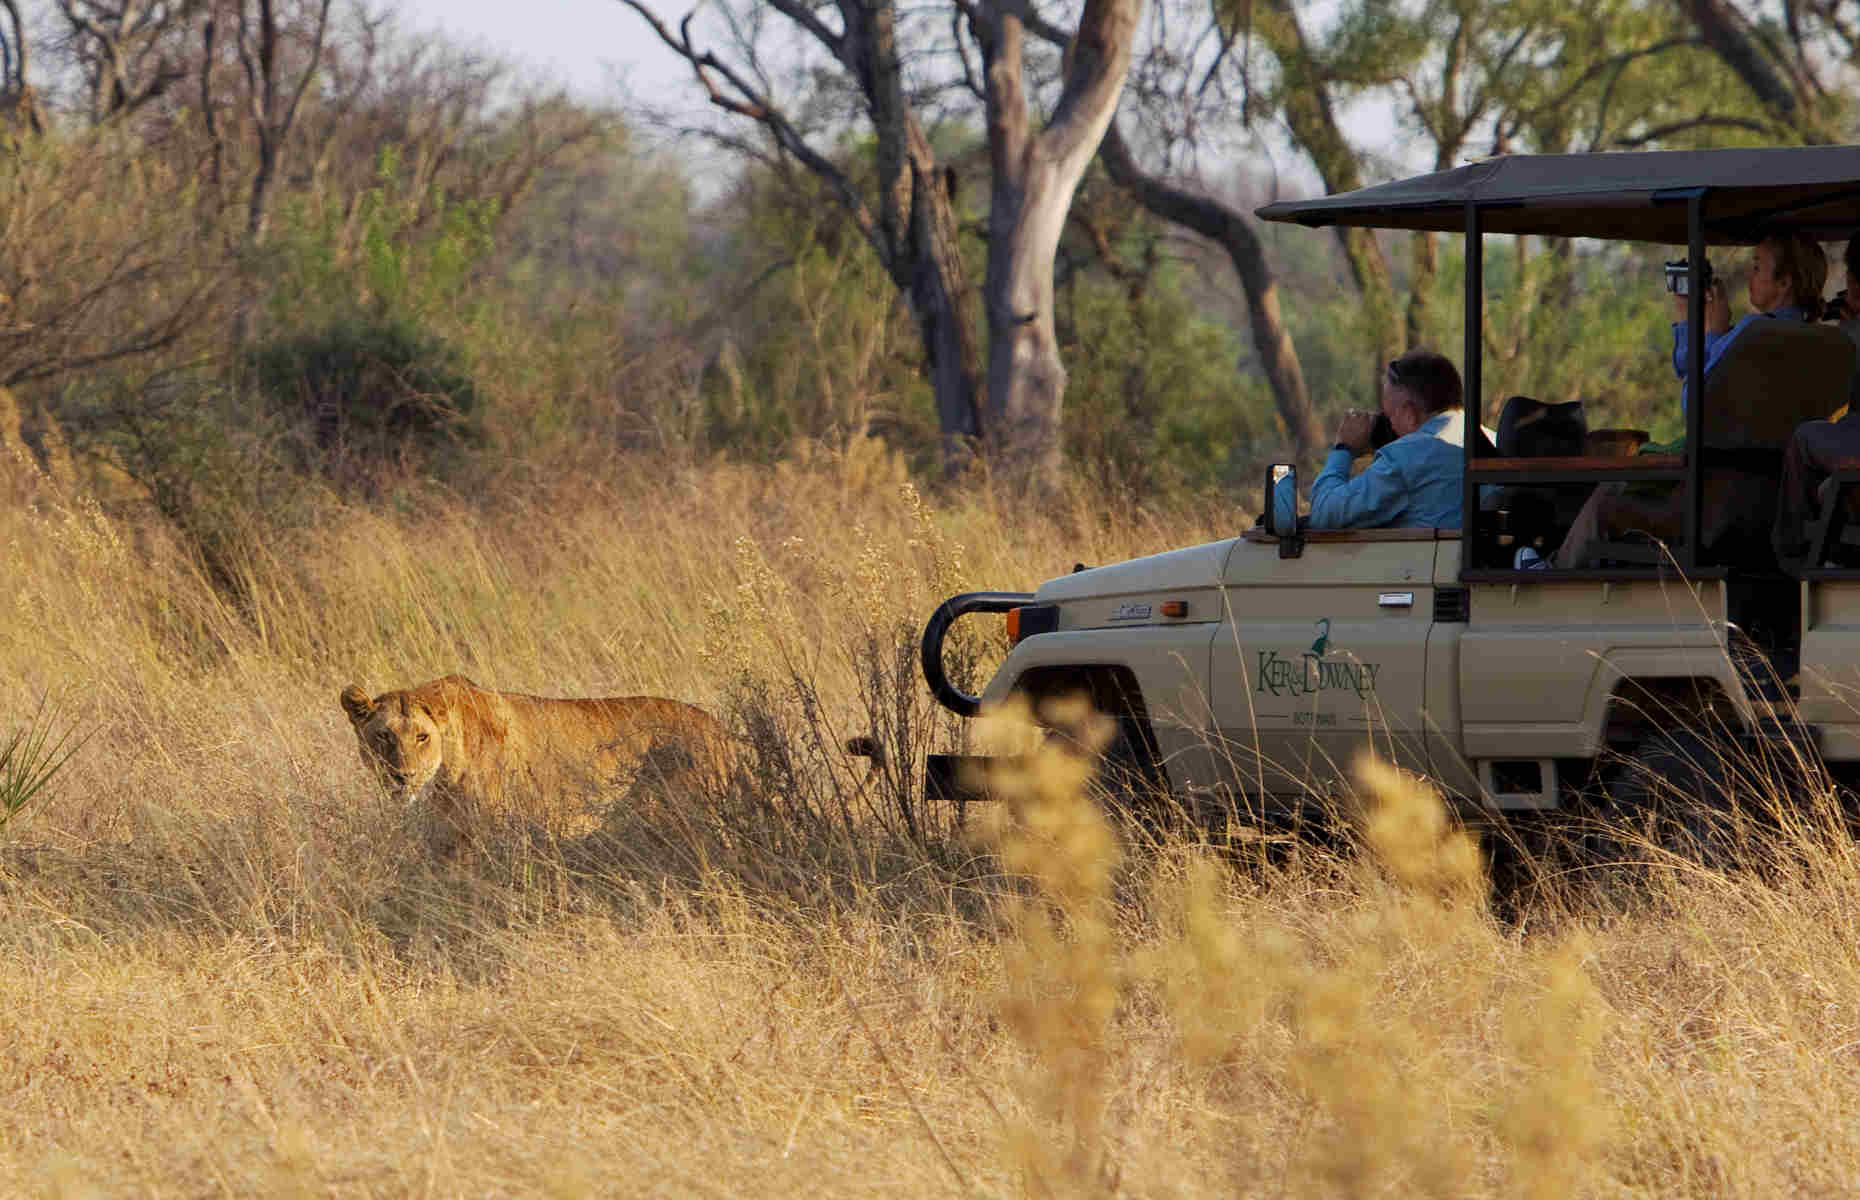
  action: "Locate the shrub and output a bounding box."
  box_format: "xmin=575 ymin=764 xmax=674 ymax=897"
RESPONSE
xmin=246 ymin=317 xmax=483 ymax=491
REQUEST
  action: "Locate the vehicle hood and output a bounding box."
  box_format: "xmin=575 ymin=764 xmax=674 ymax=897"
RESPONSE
xmin=1034 ymin=539 xmax=1238 ymax=603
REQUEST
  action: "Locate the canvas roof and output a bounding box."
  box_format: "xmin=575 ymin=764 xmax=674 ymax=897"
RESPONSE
xmin=1254 ymin=146 xmax=1860 ymax=245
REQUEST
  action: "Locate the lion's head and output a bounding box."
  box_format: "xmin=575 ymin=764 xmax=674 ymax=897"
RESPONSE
xmin=340 ymin=683 xmax=445 ymax=804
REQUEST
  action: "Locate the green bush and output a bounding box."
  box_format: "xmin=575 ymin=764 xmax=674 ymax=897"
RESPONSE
xmin=1061 ymin=267 xmax=1270 ymax=495
xmin=246 ymin=317 xmax=483 ymax=489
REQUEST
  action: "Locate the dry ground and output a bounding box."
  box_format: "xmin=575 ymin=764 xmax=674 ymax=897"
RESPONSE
xmin=6 ymin=445 xmax=1860 ymax=1196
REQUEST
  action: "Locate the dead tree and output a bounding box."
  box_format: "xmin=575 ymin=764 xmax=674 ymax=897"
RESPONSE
xmin=620 ymin=0 xmax=1143 ymax=485
xmin=56 ymin=1 xmax=202 ymax=124
xmin=0 ymin=0 xmax=44 ymax=133
xmin=219 ymin=0 xmax=333 ymax=243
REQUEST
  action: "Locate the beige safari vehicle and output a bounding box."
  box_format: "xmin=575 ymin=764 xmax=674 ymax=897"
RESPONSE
xmin=923 ymin=147 xmax=1860 ymax=824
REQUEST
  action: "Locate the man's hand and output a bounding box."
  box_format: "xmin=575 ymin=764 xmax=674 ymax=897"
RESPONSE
xmin=1334 ymin=409 xmax=1377 ymax=456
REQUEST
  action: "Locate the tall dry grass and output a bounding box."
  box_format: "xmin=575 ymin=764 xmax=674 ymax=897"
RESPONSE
xmin=10 ymin=445 xmax=1860 ymax=1194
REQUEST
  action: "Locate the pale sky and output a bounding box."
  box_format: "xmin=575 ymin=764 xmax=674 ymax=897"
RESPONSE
xmin=389 ymin=0 xmax=693 ymax=102
xmin=385 ymin=0 xmax=1397 ymax=196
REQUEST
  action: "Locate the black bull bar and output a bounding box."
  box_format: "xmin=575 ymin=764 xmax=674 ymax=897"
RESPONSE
xmin=920 ymin=590 xmax=1033 ymax=807
xmin=920 ymin=590 xmax=1033 ymax=718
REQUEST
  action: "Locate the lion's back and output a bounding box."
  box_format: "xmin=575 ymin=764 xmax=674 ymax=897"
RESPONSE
xmin=485 ymin=690 xmax=735 ymax=820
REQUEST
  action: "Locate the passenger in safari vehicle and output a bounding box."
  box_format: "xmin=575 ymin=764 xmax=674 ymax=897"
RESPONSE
xmin=1553 ymin=232 xmax=1831 ymax=569
xmin=1271 ymin=349 xmax=1496 ymax=531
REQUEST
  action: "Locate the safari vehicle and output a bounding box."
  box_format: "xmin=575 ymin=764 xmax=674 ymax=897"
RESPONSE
xmin=921 ymin=146 xmax=1860 ymax=823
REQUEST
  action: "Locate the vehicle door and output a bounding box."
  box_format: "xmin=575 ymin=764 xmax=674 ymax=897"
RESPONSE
xmin=1208 ymin=529 xmax=1438 ymax=800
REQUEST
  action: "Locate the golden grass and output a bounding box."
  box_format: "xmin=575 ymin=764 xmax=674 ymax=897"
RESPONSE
xmin=10 ymin=447 xmax=1860 ymax=1194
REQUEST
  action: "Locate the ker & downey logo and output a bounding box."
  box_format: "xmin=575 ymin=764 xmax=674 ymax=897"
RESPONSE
xmin=1255 ymin=618 xmax=1382 ymax=699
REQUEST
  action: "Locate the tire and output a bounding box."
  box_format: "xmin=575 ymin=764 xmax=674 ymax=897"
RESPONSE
xmin=1042 ymin=714 xmax=1171 ymax=824
xmin=1602 ymin=728 xmax=1742 ymax=867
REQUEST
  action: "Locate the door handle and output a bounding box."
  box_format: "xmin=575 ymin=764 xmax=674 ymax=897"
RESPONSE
xmin=1378 ymin=592 xmax=1415 ymax=608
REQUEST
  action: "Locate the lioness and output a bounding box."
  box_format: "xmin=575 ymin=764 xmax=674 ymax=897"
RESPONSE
xmin=339 ymin=674 xmax=735 ymax=855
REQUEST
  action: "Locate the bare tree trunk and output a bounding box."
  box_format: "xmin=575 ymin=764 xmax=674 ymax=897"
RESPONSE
xmin=1407 ymin=231 xmax=1436 ymax=349
xmin=977 ymin=0 xmax=1141 ymax=486
xmin=620 ymin=0 xmax=985 ymax=474
xmin=235 ymin=0 xmax=333 ymax=244
xmin=853 ymin=0 xmax=984 ymax=466
xmin=909 ymin=164 xmax=985 ymax=466
xmin=1097 ymin=123 xmax=1322 ymax=458
xmin=0 ymin=0 xmax=44 ymax=134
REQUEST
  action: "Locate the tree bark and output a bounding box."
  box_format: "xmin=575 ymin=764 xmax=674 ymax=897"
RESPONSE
xmin=846 ymin=0 xmax=985 ymax=465
xmin=235 ymin=0 xmax=334 ymax=244
xmin=977 ymin=0 xmax=1142 ymax=486
xmin=1097 ymin=122 xmax=1322 ymax=458
xmin=0 ymin=0 xmax=43 ymax=134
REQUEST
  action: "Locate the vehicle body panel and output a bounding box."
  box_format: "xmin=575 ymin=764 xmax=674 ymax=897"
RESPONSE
xmin=1459 ymin=578 xmax=1749 ymax=759
xmin=1801 ymin=580 xmax=1860 ymax=757
xmin=1208 ymin=533 xmax=1437 ymax=796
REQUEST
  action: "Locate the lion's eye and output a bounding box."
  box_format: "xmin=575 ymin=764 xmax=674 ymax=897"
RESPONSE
xmin=417 ymin=732 xmax=430 ymax=744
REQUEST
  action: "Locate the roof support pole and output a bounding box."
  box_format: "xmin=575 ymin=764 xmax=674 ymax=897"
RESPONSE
xmin=1462 ymin=198 xmax=1483 ymax=561
xmin=1685 ymin=192 xmax=1706 ymax=571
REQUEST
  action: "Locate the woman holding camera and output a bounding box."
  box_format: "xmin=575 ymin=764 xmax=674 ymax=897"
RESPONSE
xmin=1670 ymin=233 xmax=1825 ymax=414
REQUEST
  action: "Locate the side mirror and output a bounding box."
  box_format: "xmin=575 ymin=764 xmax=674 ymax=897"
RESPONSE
xmin=1265 ymin=463 xmax=1297 ymax=535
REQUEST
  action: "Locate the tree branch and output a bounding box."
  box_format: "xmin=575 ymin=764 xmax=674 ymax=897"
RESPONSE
xmin=614 ymin=0 xmax=889 ymax=273
xmin=1612 ymin=112 xmax=1778 ymax=146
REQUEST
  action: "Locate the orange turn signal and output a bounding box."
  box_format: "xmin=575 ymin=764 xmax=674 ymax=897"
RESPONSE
xmin=1160 ymin=600 xmax=1188 ymax=619
xmin=1005 ymin=607 xmax=1022 ymax=644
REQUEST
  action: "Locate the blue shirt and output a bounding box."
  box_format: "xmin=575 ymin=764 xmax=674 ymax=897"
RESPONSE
xmin=1273 ymin=410 xmax=1475 ymax=531
xmin=1672 ymin=304 xmax=1808 ymax=413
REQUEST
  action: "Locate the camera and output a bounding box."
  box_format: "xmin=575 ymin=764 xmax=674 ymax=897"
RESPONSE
xmin=1369 ymin=412 xmax=1397 ymax=449
xmin=1663 ymin=257 xmax=1714 ymax=296
xmin=1825 ymin=289 xmax=1852 ymax=322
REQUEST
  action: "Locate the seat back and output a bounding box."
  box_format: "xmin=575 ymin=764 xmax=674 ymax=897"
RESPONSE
xmin=1700 ymin=319 xmax=1855 ymax=451
xmin=1496 ymin=395 xmax=1586 ymax=457
xmin=1690 ymin=320 xmax=1855 ymax=564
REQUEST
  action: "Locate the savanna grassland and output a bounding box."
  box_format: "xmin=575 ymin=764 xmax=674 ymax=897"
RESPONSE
xmin=6 ymin=6 xmax=1860 ymax=1191
xmin=11 ymin=435 xmax=1860 ymax=1197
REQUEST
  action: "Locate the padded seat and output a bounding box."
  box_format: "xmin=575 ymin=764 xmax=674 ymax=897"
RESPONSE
xmin=1475 ymin=396 xmax=1587 ymax=565
xmin=1803 ymin=469 xmax=1860 ymax=566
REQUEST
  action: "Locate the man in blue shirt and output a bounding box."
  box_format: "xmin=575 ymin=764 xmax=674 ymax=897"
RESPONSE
xmin=1275 ymin=349 xmax=1475 ymax=530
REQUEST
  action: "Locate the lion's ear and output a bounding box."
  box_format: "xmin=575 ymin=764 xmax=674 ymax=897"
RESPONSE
xmin=340 ymin=684 xmax=375 ymax=724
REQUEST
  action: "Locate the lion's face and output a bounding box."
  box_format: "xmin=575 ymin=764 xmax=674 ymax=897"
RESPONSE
xmin=340 ymin=684 xmax=444 ymax=804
